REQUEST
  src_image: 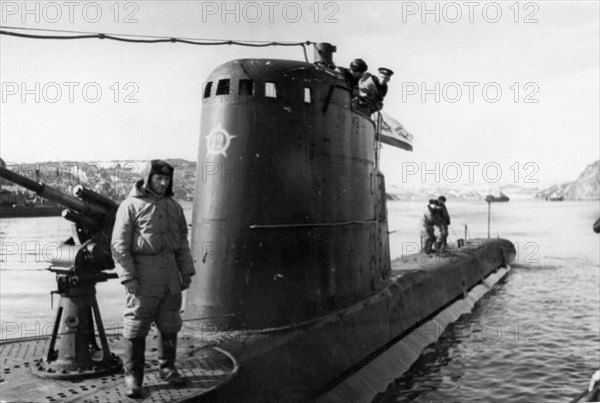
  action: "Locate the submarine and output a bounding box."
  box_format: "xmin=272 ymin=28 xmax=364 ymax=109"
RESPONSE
xmin=0 ymin=43 xmax=515 ymax=402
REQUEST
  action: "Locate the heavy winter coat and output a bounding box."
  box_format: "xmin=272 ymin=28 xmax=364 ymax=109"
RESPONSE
xmin=111 ymin=180 xmax=195 ymax=297
xmin=438 ymin=203 xmax=451 ymax=226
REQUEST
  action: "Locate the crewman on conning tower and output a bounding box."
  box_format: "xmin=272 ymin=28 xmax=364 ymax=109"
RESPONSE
xmin=356 ymin=67 xmax=394 ymax=115
xmin=338 ymin=58 xmax=369 ymax=98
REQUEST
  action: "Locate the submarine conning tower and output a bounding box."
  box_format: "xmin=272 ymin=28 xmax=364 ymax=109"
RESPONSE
xmin=186 ymin=43 xmax=391 ymax=330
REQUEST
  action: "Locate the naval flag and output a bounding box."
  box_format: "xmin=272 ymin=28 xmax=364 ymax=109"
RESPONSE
xmin=379 ymin=112 xmax=413 ymax=152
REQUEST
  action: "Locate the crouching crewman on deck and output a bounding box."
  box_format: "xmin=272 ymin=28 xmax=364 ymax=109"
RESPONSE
xmin=111 ymin=160 xmax=196 ymax=398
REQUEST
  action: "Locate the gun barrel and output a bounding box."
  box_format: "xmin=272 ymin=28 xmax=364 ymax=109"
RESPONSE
xmin=73 ymin=185 xmax=118 ymax=211
xmin=0 ymin=165 xmax=43 ymax=192
xmin=0 ymin=166 xmax=107 ymax=218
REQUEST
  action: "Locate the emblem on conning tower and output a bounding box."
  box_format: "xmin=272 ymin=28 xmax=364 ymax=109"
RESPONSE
xmin=206 ymin=124 xmax=236 ymax=157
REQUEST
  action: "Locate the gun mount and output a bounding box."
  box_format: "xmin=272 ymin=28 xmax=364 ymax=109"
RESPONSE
xmin=0 ymin=165 xmax=122 ymax=379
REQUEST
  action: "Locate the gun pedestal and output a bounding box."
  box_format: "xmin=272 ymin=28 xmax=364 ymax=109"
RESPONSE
xmin=0 ymin=166 xmax=123 ymax=379
xmin=32 ymin=269 xmax=122 ymax=379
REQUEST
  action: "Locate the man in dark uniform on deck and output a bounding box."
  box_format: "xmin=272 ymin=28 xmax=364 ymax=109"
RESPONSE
xmin=435 ymin=195 xmax=451 ymax=253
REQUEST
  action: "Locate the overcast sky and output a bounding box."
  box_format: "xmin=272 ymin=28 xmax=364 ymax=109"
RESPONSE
xmin=1 ymin=1 xmax=598 ymax=188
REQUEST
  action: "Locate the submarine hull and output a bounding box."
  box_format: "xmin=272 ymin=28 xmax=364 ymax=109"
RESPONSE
xmin=181 ymin=57 xmax=516 ymax=400
xmin=195 ymin=238 xmax=516 ymax=401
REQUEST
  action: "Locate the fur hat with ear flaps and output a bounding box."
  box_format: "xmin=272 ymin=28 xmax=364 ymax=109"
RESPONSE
xmin=138 ymin=159 xmax=175 ymax=197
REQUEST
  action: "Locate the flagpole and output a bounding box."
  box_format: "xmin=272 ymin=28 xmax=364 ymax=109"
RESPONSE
xmin=487 ymin=199 xmax=491 ymax=239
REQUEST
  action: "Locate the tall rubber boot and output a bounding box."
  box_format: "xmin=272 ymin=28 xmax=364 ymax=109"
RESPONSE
xmin=158 ymin=332 xmax=188 ymax=386
xmin=422 ymin=240 xmax=433 ymax=254
xmin=123 ymin=337 xmax=146 ymax=398
xmin=425 ymin=235 xmax=437 ymax=254
xmin=434 ymin=240 xmax=442 ymax=254
xmin=437 ymin=234 xmax=447 ymax=254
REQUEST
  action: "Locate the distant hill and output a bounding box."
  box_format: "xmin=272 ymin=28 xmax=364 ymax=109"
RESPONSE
xmin=1 ymin=159 xmax=198 ymax=202
xmin=536 ymin=160 xmax=599 ymax=200
xmin=386 ymin=183 xmax=539 ymax=201
xmin=10 ymin=158 xmax=590 ymax=204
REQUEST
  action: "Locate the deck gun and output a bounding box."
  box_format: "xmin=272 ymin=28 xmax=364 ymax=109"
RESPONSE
xmin=0 ymin=165 xmax=123 ymax=379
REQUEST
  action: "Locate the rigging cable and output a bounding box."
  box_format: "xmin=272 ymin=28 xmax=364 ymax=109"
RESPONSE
xmin=0 ymin=25 xmax=314 ymax=62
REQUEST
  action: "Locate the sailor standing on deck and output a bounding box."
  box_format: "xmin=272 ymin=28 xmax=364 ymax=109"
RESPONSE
xmin=111 ymin=160 xmax=196 ymax=398
xmin=435 ymin=196 xmax=451 ymax=253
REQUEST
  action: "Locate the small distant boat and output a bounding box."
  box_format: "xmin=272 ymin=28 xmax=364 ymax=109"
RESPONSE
xmin=546 ymin=194 xmax=564 ymax=201
xmin=485 ymin=191 xmax=510 ymax=203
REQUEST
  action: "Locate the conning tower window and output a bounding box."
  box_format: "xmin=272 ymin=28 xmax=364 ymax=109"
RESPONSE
xmin=216 ymin=79 xmax=230 ymax=95
xmin=203 ymin=82 xmax=213 ymax=99
xmin=239 ymin=79 xmax=254 ymax=96
xmin=265 ymin=82 xmax=277 ymax=98
xmin=304 ymin=87 xmax=312 ymax=104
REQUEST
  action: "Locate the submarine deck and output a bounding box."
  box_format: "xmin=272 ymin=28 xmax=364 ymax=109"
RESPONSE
xmin=0 ymin=239 xmax=513 ymax=402
xmin=0 ymin=333 xmax=237 ymax=403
